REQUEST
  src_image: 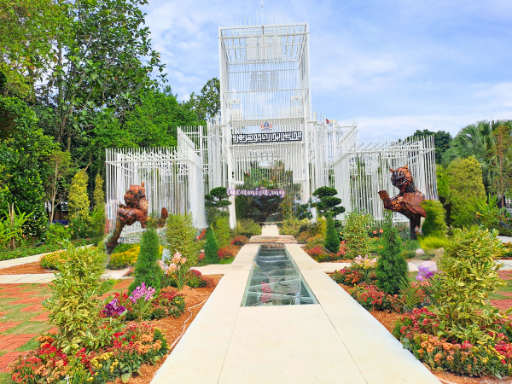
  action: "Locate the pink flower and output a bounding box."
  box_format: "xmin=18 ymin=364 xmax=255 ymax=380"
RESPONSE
xmin=172 ymin=252 xmax=182 ymax=264
xmin=379 ymin=229 xmax=383 ymax=233
xmin=180 ymin=257 xmax=187 ymax=265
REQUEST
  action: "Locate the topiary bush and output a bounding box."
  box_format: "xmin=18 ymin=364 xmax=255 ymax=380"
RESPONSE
xmin=204 ymin=227 xmax=219 ymax=264
xmin=68 ymin=169 xmax=92 ymax=239
xmin=376 ymin=211 xmax=408 ymax=295
xmin=418 ymin=236 xmax=450 ymax=251
xmin=446 ymin=156 xmax=486 ymax=228
xmin=312 ymin=186 xmax=345 ymax=217
xmin=343 ymin=211 xmax=372 ymax=260
xmin=324 ymin=213 xmax=340 ymax=253
xmin=166 ymin=213 xmax=199 ymax=265
xmin=421 ymin=200 xmax=448 ymax=238
xmin=129 ymin=225 xmax=162 ymax=293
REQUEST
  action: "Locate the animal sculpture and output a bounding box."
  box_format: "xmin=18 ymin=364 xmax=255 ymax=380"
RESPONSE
xmin=378 ymin=165 xmax=426 ymax=240
xmin=106 ymin=183 xmax=167 ymax=253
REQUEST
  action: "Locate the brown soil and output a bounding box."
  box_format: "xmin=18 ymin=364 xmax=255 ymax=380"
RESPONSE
xmin=336 ymin=282 xmax=510 ymax=384
xmin=110 ymin=275 xmax=223 ymax=384
xmin=0 ymin=262 xmax=54 ymax=275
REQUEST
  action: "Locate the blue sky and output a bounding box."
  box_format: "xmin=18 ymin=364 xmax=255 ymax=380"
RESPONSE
xmin=143 ymin=0 xmax=512 ymax=139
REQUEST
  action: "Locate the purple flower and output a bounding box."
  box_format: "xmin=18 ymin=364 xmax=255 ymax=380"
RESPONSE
xmin=129 ymin=282 xmax=156 ymax=303
xmin=416 ymin=266 xmax=434 ymax=282
xmin=103 ymin=298 xmax=126 ymax=317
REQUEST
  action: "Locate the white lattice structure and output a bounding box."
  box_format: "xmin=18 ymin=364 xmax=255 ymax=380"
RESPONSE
xmin=207 ymin=18 xmax=438 ymax=226
xmin=333 ymin=128 xmax=438 ymax=222
xmin=105 ymin=128 xmax=206 ymax=243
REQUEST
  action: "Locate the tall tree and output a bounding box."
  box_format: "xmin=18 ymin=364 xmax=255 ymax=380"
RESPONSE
xmin=187 ymin=77 xmax=220 ymax=121
xmin=488 ymin=124 xmax=512 ymax=206
xmin=407 ymin=129 xmax=452 ymax=164
xmin=35 ymin=0 xmax=165 ymax=151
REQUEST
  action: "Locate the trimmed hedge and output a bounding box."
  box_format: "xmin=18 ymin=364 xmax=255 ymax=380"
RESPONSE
xmin=421 ymin=200 xmax=448 ymax=238
xmin=0 ymin=238 xmax=96 ymax=261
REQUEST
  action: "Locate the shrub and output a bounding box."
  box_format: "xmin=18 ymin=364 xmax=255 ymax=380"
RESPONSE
xmin=40 ymin=250 xmax=68 ymax=269
xmin=305 ymin=245 xmax=327 ymax=260
xmin=280 ymin=218 xmax=302 ymax=237
xmin=421 ymin=200 xmax=448 ymax=238
xmin=231 ymin=236 xmax=249 ymax=246
xmin=418 ymin=236 xmax=450 ymax=251
xmin=446 ymin=156 xmax=486 ymax=228
xmin=350 ymin=283 xmax=403 ymax=312
xmin=45 ymin=222 xmax=71 ymax=245
xmin=166 ymin=213 xmax=199 ymax=265
xmin=10 ymin=323 xmax=169 ymax=384
xmin=218 ymin=245 xmax=238 ymax=260
xmin=393 ymin=308 xmax=512 ymax=378
xmin=0 ymin=239 xmax=94 ymax=261
xmin=107 ymin=245 xmax=140 ymax=269
xmin=42 ymin=243 xmax=115 ymax=354
xmin=187 ymin=269 xmax=215 ymax=288
xmin=204 ymin=227 xmax=219 ymax=264
xmin=332 ymin=267 xmax=377 ymax=285
xmin=434 ymin=227 xmax=507 ymax=343
xmin=296 ymin=230 xmax=313 ymax=244
xmin=376 ymin=211 xmax=409 ymax=295
xmin=234 ymin=219 xmax=261 ymax=237
xmin=306 ymin=234 xmax=324 ymax=249
xmin=68 ymin=169 xmax=92 ymax=239
xmin=324 ymin=213 xmax=340 ymax=253
xmin=343 ymin=211 xmax=372 ymax=259
xmin=129 ymin=226 xmax=162 ymax=293
xmin=213 ymin=216 xmax=231 ymax=248
xmin=205 ymin=186 xmax=231 ymax=225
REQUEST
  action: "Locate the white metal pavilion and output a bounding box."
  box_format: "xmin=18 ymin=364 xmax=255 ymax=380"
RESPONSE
xmin=105 ymin=18 xmax=438 ymax=239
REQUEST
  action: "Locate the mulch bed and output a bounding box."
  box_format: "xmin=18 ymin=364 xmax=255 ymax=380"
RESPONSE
xmin=336 ymin=282 xmax=512 ymax=384
xmin=110 ymin=275 xmax=222 ymax=384
xmin=0 ymin=262 xmax=53 ymax=275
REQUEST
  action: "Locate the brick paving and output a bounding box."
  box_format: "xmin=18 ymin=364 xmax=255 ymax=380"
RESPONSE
xmin=0 ymin=334 xmax=37 ymax=350
xmin=498 ymin=271 xmax=512 ymax=280
xmin=10 ymin=296 xmax=49 ymax=305
xmin=0 ymin=322 xmax=21 ymax=332
xmin=20 ymin=303 xmax=44 ymax=312
xmin=30 ymin=312 xmax=49 ymax=321
xmin=0 ymin=351 xmax=29 ymax=372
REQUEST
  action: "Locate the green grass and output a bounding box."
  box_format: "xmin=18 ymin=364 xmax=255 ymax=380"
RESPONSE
xmin=3 ymin=321 xmax=51 ymax=335
xmin=0 ymin=372 xmax=14 ymax=384
xmin=16 ymin=338 xmax=39 ymax=352
xmin=220 ymin=257 xmax=234 ymax=264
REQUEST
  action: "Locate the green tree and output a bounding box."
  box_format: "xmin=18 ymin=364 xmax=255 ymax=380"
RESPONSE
xmin=376 ymin=211 xmax=409 ymax=295
xmin=48 ymin=149 xmax=72 ymax=222
xmin=312 ymin=186 xmax=345 ymax=217
xmin=446 ymin=157 xmax=486 ymax=228
xmin=205 ymin=187 xmax=231 ymax=225
xmin=0 ymin=0 xmax=65 ymax=98
xmin=187 ymin=78 xmax=220 ymax=121
xmin=488 ymin=124 xmax=512 ymax=207
xmin=0 ymin=96 xmax=56 ymax=239
xmin=91 ymin=173 xmax=105 ymax=237
xmin=406 ymin=129 xmax=452 ymax=164
xmin=36 ymin=0 xmax=165 ymax=151
xmin=324 ymin=213 xmax=340 ymax=253
xmin=129 ymin=225 xmax=162 ymax=293
xmin=204 ymin=227 xmax=219 ymax=264
xmin=68 ymin=169 xmax=90 ymax=220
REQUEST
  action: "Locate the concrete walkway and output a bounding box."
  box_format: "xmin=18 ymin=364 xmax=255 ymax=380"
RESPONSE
xmin=152 ymin=238 xmax=439 ymax=384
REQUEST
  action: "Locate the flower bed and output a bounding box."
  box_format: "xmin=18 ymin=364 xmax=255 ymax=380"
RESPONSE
xmin=0 ymin=239 xmax=95 ymax=261
xmin=393 ymin=308 xmax=512 ymax=378
xmin=11 ymin=323 xmax=168 ymax=384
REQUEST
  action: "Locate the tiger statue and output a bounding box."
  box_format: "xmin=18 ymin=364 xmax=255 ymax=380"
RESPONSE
xmin=378 ymin=165 xmax=426 ymax=240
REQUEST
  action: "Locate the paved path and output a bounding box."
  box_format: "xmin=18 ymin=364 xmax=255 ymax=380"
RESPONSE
xmin=152 ymin=241 xmax=439 ymax=384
